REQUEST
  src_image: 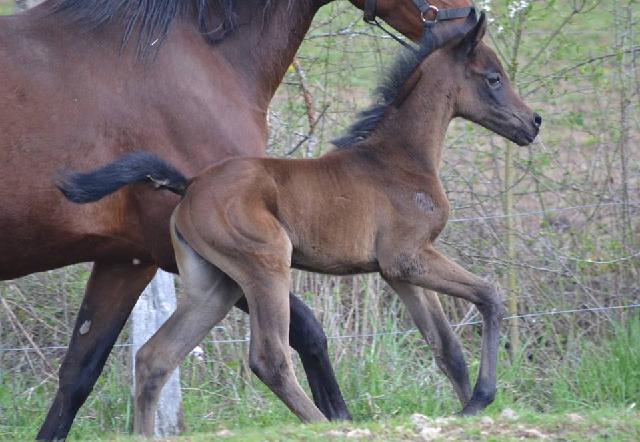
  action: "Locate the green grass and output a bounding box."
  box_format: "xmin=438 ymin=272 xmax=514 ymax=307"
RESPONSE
xmin=553 ymin=316 xmax=640 ymax=410
xmin=0 ymin=0 xmax=12 ymax=15
xmin=11 ymin=409 xmax=639 ymax=441
xmin=181 ymin=409 xmax=640 ymax=441
xmin=2 ymin=317 xmax=639 ymax=440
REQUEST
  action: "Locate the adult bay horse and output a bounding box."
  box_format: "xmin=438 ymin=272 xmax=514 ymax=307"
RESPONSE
xmin=0 ymin=0 xmax=473 ymax=439
xmin=58 ymin=12 xmax=542 ymax=433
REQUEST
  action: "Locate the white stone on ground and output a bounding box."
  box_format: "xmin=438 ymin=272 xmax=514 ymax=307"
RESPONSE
xmin=501 ymin=408 xmax=519 ymax=420
xmin=346 ymin=428 xmax=372 ymax=438
xmin=480 ymin=416 xmax=494 ymax=426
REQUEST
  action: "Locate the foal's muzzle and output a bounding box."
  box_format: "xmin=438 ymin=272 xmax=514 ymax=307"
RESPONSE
xmin=511 ymin=112 xmax=542 ymax=146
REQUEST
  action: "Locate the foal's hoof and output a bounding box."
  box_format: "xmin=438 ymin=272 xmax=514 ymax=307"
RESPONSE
xmin=458 ymin=399 xmax=491 ymax=416
xmin=458 ymin=386 xmax=496 ymax=417
xmin=457 ymin=404 xmax=482 ymax=417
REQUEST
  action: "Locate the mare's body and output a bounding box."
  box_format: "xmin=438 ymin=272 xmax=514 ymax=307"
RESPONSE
xmin=0 ymin=0 xmax=473 ymax=439
xmin=58 ymin=12 xmax=541 ymax=434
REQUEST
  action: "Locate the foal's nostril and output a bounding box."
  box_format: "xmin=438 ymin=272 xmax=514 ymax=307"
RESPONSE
xmin=533 ymin=113 xmax=542 ymax=128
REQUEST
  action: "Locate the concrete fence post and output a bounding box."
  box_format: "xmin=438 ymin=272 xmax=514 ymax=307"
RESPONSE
xmin=131 ymin=270 xmax=183 ymax=437
xmin=13 ymin=0 xmax=42 ymax=12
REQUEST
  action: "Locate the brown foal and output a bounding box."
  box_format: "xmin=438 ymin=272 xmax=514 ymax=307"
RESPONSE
xmin=59 ymin=12 xmax=541 ymax=433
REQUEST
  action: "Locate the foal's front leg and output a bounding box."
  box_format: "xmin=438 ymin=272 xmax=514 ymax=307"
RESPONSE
xmin=383 ymin=247 xmax=504 ymax=415
xmin=385 ymin=282 xmax=472 ymax=406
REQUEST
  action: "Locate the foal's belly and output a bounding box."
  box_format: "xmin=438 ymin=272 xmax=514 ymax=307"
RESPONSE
xmin=291 ymin=253 xmax=380 ymax=276
xmin=290 ymin=235 xmax=380 ymax=275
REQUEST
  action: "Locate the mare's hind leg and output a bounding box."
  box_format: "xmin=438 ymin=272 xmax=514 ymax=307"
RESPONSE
xmin=134 ymin=234 xmax=243 ymax=437
xmin=37 ymin=261 xmax=157 ymax=441
xmin=386 ymin=282 xmax=472 ymax=405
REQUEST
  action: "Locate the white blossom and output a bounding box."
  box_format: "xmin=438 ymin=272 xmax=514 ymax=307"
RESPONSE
xmin=477 ymin=0 xmax=496 ymax=24
xmin=478 ymin=0 xmax=493 ymax=12
xmin=508 ymin=0 xmax=530 ymax=18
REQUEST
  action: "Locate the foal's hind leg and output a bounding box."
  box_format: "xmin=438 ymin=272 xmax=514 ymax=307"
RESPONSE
xmin=37 ymin=261 xmax=156 ymax=441
xmin=386 ymin=282 xmax=472 ymax=405
xmin=133 ymin=236 xmax=243 ymax=437
xmin=242 ymin=272 xmax=327 ymax=423
xmin=236 ymin=294 xmax=352 ymax=420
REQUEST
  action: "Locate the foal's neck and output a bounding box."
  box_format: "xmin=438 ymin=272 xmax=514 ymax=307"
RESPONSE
xmin=370 ymin=85 xmax=454 ymax=176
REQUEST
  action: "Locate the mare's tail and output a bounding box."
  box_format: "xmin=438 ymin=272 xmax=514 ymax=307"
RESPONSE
xmin=56 ymin=151 xmax=189 ymax=203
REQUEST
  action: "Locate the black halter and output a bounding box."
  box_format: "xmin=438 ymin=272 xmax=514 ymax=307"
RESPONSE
xmin=364 ymin=0 xmax=473 ymax=24
xmin=363 ymin=0 xmax=475 ymax=51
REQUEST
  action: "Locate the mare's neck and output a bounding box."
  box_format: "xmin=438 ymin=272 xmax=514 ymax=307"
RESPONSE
xmin=210 ymin=0 xmax=324 ymax=108
xmin=36 ymin=0 xmax=326 ymax=111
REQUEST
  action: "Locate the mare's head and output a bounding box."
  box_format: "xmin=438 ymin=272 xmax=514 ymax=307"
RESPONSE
xmin=349 ymin=0 xmax=474 ymax=41
xmin=415 ymin=12 xmax=541 ymax=145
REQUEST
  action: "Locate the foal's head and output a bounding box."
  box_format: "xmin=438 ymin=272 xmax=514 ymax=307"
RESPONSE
xmin=414 ymin=13 xmax=541 ymax=145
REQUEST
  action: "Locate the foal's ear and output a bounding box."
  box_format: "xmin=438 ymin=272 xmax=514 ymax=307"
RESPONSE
xmin=394 ymin=68 xmax=423 ymax=107
xmin=457 ymin=11 xmax=487 ymax=57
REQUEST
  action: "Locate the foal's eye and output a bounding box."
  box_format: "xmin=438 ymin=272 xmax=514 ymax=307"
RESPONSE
xmin=486 ymin=73 xmax=502 ymax=89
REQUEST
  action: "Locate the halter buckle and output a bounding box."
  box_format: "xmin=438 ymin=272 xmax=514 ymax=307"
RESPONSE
xmin=421 ymin=5 xmax=439 ymax=23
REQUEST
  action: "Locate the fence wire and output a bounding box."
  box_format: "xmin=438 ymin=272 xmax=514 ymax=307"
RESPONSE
xmin=2 ymin=302 xmax=639 ymax=353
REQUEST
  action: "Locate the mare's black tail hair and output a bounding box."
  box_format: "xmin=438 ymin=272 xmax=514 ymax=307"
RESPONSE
xmin=56 ymin=151 xmax=188 ymax=203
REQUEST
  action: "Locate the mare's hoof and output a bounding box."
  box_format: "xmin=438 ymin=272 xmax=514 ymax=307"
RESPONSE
xmin=325 ymin=409 xmax=353 ymax=422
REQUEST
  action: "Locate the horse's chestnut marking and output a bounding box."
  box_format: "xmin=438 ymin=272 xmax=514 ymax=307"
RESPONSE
xmin=79 ymin=320 xmax=92 ymax=335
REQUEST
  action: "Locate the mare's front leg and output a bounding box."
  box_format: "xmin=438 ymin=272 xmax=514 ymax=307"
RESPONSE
xmin=382 ymin=247 xmax=505 ymax=416
xmin=385 ymin=283 xmax=472 ymax=406
xmin=37 ymin=261 xmax=157 ymax=441
xmin=235 ymin=293 xmax=351 ymax=421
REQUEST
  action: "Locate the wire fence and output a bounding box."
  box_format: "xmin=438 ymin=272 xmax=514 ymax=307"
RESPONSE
xmin=448 ymin=200 xmax=640 ymax=223
xmin=2 ymin=298 xmax=639 ymax=353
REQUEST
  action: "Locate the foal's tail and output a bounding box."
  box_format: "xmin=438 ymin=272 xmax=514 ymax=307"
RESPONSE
xmin=56 ymin=151 xmax=189 ymax=203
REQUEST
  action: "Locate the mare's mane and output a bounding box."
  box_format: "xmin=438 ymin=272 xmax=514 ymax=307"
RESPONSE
xmin=52 ymin=0 xmax=268 ymax=58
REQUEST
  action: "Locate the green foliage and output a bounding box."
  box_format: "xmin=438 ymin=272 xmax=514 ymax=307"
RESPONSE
xmin=553 ymin=315 xmax=640 ymax=409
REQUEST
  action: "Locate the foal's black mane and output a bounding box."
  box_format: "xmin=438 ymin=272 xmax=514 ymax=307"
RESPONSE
xmin=332 ymin=13 xmax=475 ymax=148
xmin=53 ymin=0 xmax=262 ymax=57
